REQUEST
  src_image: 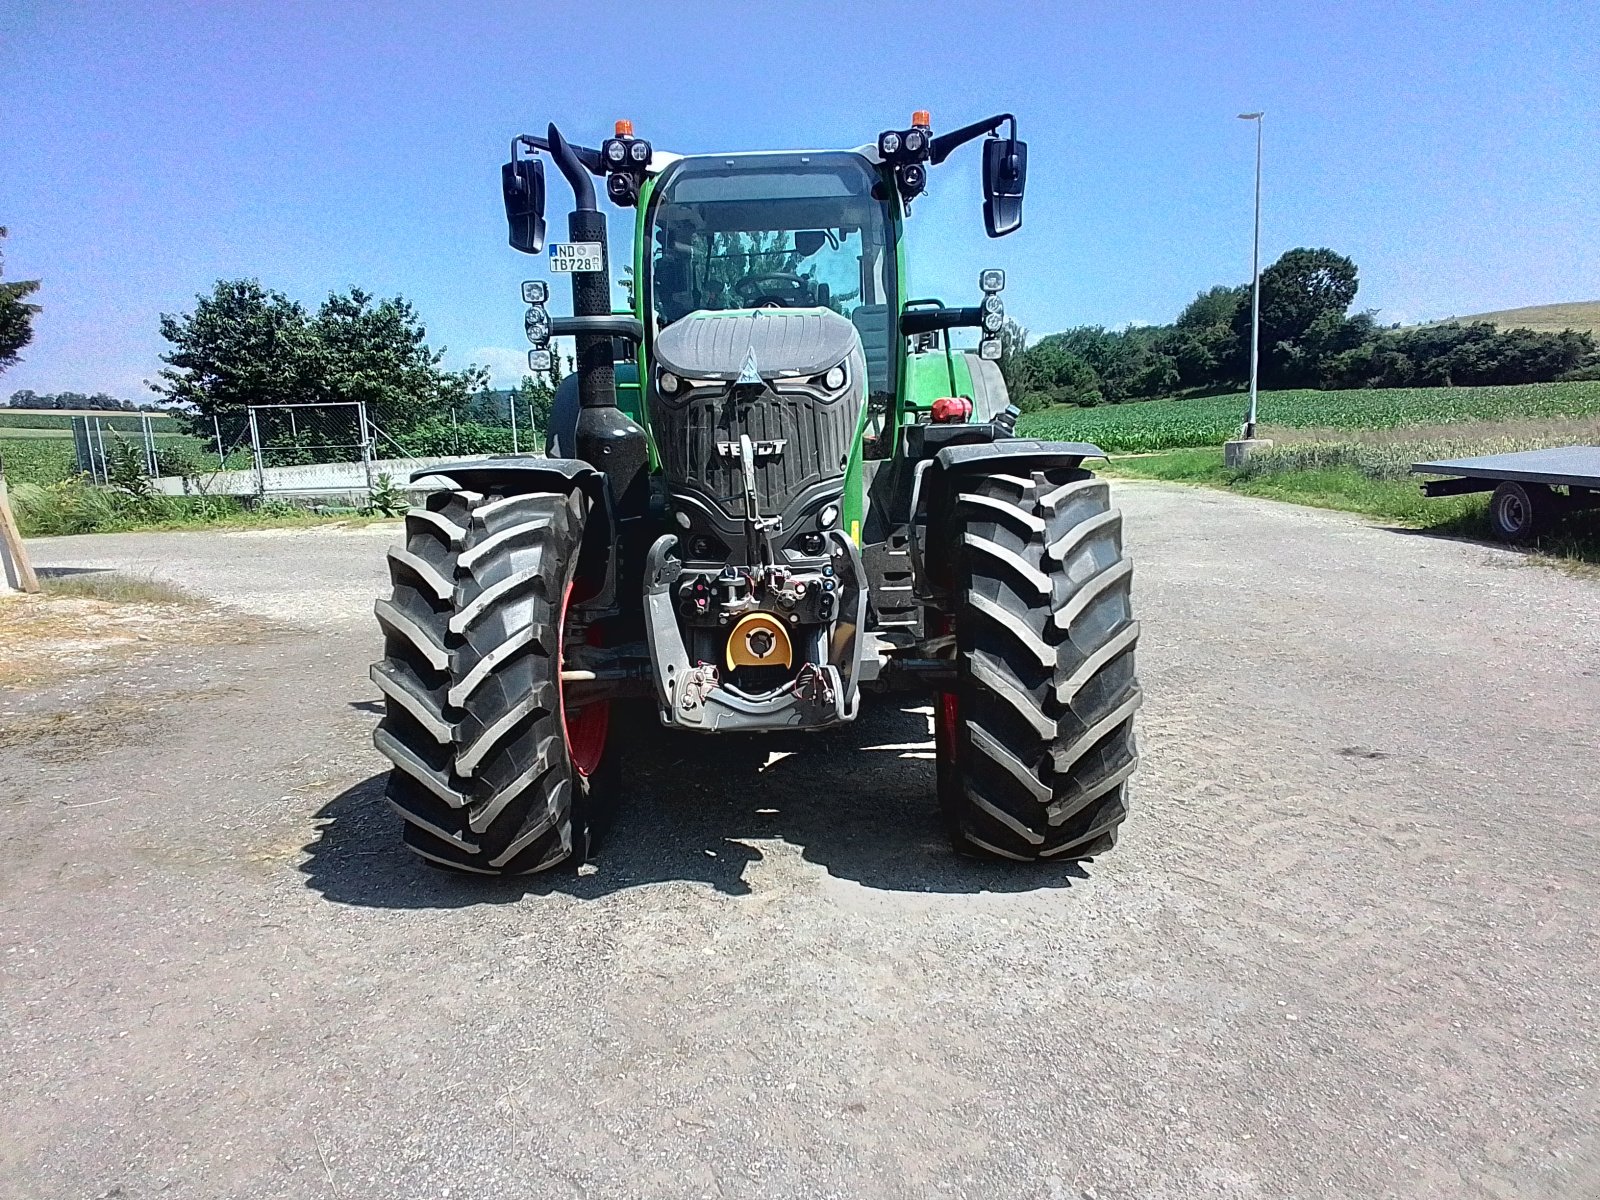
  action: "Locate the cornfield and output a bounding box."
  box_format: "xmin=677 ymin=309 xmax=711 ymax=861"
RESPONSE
xmin=1016 ymin=382 xmax=1600 ymax=453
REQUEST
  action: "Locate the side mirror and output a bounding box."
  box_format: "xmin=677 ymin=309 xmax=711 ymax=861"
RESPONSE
xmin=982 ymin=137 xmax=1028 ymax=238
xmin=793 ymin=230 xmax=827 ymax=257
xmin=501 ymin=157 xmax=547 ymax=255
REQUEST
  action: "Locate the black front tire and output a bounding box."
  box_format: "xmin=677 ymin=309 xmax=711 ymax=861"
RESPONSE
xmin=371 ymin=485 xmax=615 ymax=875
xmin=935 ymin=468 xmax=1141 ymax=862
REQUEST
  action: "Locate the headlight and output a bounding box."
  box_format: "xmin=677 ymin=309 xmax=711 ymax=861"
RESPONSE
xmin=880 ymin=131 xmax=901 ymax=156
xmin=982 ymin=311 xmax=1003 ymax=332
xmin=979 ymin=338 xmax=1003 ymax=361
xmin=521 ymin=280 xmax=548 ymax=305
xmin=658 ymin=370 xmax=679 ymax=394
xmin=629 ymin=139 xmax=650 ymax=163
xmin=605 ymin=140 xmax=627 ymax=164
xmin=979 ymin=268 xmax=1005 ymax=293
xmin=982 ymin=294 xmax=1003 ymax=314
xmin=819 ymin=503 xmax=839 ymax=529
xmin=524 ymin=307 xmax=550 ymax=344
xmin=904 ymin=130 xmax=925 ymax=154
xmin=824 ymin=365 xmax=846 ymax=390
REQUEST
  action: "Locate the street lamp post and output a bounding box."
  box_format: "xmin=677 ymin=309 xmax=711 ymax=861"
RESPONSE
xmin=1238 ymin=111 xmax=1264 ymax=439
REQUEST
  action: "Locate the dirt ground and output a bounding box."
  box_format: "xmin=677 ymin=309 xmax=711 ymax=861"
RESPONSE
xmin=2 ymin=483 xmax=1597 ymax=1199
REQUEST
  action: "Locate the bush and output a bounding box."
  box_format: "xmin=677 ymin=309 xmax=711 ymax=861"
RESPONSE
xmin=11 ymin=479 xmax=132 ymax=536
xmin=8 ymin=477 xmax=258 ymax=536
xmin=395 ymin=417 xmax=516 ymax=457
xmin=255 ymin=496 xmax=307 ymax=518
xmin=364 ymin=472 xmax=408 ymax=517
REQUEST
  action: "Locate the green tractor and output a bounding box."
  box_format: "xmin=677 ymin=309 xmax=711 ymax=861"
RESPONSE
xmin=371 ymin=111 xmax=1141 ymax=874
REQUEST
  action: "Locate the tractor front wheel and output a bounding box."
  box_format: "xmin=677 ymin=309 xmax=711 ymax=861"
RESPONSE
xmin=935 ymin=468 xmax=1141 ymax=862
xmin=372 ymin=485 xmax=617 ymax=875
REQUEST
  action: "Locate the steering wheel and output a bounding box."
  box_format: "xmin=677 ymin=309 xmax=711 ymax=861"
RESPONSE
xmin=733 ymin=272 xmax=814 ymax=309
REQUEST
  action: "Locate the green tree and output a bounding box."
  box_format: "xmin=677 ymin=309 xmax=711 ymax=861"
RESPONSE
xmin=0 ymin=227 xmax=42 ymax=374
xmin=1260 ymin=248 xmax=1359 ymax=339
xmin=153 ymin=279 xmax=325 ymax=414
xmin=1176 ymin=285 xmax=1246 ymax=330
xmin=517 ymin=370 xmax=556 ymax=434
xmin=996 ymin=318 xmax=1031 ymax=399
xmin=1233 ymin=247 xmax=1359 ymax=384
xmin=1021 ymin=339 xmax=1103 ymax=408
xmin=312 ymin=287 xmax=484 ymax=433
xmin=154 ymin=279 xmax=482 ymax=440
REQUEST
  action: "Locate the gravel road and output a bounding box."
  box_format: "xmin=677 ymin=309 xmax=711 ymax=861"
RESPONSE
xmin=3 ymin=482 xmax=1597 ymax=1199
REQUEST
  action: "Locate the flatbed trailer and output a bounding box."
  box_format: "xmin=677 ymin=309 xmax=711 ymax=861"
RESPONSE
xmin=1412 ymin=445 xmax=1600 ymax=541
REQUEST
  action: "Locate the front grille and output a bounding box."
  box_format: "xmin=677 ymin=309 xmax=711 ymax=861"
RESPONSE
xmin=652 ymin=382 xmax=857 ymax=517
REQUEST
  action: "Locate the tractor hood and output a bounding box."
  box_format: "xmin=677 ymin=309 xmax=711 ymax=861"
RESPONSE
xmin=653 ymin=308 xmax=859 ymax=382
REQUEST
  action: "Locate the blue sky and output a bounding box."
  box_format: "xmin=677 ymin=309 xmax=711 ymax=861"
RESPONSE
xmin=2 ymin=0 xmax=1597 ymax=398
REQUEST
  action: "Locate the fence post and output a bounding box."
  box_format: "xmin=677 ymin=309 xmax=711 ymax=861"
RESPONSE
xmin=247 ymin=406 xmax=266 ymax=496
xmin=93 ymin=418 xmax=109 ymax=485
xmin=509 ymin=391 xmax=520 ymax=454
xmin=71 ymin=417 xmax=93 ymax=476
xmin=141 ymin=414 xmax=158 ymax=477
xmin=213 ymin=414 xmax=225 ymax=466
xmin=358 ymin=402 xmax=374 ymax=495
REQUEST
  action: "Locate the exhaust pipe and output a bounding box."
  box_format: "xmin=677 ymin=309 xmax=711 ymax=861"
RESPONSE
xmin=546 ymin=124 xmax=649 ymax=521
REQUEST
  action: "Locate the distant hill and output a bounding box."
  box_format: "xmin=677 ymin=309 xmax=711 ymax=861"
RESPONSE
xmin=1426 ymin=301 xmax=1600 ymax=337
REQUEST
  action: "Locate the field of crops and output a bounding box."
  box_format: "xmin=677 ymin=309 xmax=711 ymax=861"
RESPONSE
xmin=1016 ymin=382 xmax=1600 ymax=452
xmin=1 ymin=428 xmax=220 ymax=485
xmin=0 ymin=411 xmax=184 ymax=434
xmin=0 ymin=439 xmax=78 ymax=485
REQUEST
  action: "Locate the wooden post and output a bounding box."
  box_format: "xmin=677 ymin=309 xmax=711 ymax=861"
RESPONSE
xmin=0 ymin=449 xmax=41 ymax=594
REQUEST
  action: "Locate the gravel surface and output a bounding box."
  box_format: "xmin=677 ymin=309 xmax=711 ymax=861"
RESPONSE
xmin=3 ymin=484 xmax=1598 ymax=1199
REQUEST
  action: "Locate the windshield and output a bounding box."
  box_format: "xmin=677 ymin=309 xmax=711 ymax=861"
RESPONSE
xmin=646 ymin=152 xmax=895 ymax=400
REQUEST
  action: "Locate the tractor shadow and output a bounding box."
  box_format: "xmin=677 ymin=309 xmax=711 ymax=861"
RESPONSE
xmin=299 ymin=701 xmax=1090 ymax=908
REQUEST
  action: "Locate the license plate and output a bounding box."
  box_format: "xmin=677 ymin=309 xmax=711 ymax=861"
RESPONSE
xmin=548 ymin=242 xmax=604 ymax=273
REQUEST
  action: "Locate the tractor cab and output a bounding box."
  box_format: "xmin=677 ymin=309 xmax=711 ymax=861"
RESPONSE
xmin=642 ymin=151 xmax=898 ymax=422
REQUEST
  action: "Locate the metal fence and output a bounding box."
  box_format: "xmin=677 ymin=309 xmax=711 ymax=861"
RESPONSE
xmin=72 ymin=413 xmax=170 ymax=484
xmin=245 ymin=401 xmax=376 ymax=494
xmin=66 ymin=391 xmax=553 ymax=499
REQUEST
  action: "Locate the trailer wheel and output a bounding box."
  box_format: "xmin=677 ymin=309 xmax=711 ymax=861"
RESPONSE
xmin=935 ymin=468 xmax=1141 ymax=862
xmin=1489 ymin=481 xmax=1555 ymax=542
xmin=372 ymin=485 xmax=616 ymax=875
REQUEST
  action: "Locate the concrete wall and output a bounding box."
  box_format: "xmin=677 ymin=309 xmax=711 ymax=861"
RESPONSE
xmin=152 ymin=454 xmax=509 ymax=503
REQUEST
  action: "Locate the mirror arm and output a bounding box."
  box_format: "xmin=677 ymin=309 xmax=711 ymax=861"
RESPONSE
xmin=901 ymin=307 xmax=983 ymax=335
xmin=929 ymin=113 xmax=1017 ymax=166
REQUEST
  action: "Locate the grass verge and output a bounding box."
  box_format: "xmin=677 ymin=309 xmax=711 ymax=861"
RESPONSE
xmin=1102 ymin=447 xmax=1600 ymax=570
xmin=38 ymin=572 xmax=199 ymax=605
xmin=10 ymin=479 xmax=396 ymax=538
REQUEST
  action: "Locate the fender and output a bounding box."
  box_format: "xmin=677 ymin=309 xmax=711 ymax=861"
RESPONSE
xmin=410 ymin=456 xmax=618 ymax=607
xmin=913 ymin=438 xmax=1107 ymax=604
